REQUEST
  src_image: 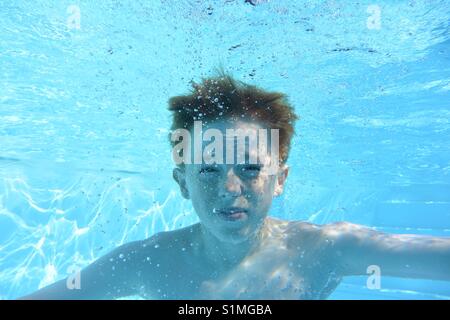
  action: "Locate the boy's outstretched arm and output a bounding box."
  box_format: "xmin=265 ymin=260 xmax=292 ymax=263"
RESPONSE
xmin=19 ymin=240 xmax=144 ymax=300
xmin=324 ymin=222 xmax=450 ymax=281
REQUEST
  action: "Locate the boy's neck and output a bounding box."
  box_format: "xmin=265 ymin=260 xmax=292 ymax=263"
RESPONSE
xmin=196 ymin=218 xmax=271 ymax=273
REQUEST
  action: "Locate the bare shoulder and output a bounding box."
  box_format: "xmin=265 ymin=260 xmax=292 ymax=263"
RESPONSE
xmin=322 ymin=221 xmax=370 ymax=232
xmin=285 ymin=220 xmax=376 ymax=249
xmin=284 ymin=220 xmax=325 ymax=241
xmin=320 ymin=221 xmax=379 ymax=243
xmin=273 ymin=219 xmax=327 ymax=251
xmin=138 ymin=224 xmax=200 ymax=266
xmin=141 ymin=224 xmax=199 ymax=250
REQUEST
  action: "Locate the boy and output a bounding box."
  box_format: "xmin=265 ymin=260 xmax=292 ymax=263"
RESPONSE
xmin=21 ymin=73 xmax=450 ymax=299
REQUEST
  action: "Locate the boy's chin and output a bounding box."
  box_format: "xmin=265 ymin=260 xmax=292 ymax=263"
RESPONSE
xmin=212 ymin=224 xmax=261 ymax=244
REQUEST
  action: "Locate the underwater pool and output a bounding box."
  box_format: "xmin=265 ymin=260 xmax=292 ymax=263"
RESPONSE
xmin=1 ymin=0 xmax=450 ymax=299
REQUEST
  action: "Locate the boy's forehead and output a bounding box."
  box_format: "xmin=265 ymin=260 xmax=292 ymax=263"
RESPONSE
xmin=189 ymin=141 xmax=268 ymax=163
xmin=199 ymin=118 xmax=267 ymax=131
xmin=190 ymin=118 xmax=275 ymax=143
xmin=186 ymin=119 xmax=278 ymax=166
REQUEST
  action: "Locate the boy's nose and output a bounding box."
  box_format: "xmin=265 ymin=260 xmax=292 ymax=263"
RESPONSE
xmin=219 ymin=168 xmax=243 ymax=198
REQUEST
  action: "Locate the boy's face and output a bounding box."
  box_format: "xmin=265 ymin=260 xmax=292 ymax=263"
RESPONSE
xmin=173 ymin=118 xmax=289 ymax=244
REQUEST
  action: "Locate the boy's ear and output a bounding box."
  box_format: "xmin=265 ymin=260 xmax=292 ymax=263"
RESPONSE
xmin=273 ymin=165 xmax=289 ymax=197
xmin=173 ymin=167 xmax=190 ymax=199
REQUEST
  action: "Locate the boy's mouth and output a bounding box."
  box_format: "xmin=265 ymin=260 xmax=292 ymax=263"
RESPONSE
xmin=213 ymin=207 xmax=248 ymax=221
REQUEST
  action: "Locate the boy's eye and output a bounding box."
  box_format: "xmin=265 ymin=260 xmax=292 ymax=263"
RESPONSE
xmin=199 ymin=166 xmax=219 ymax=174
xmin=238 ymin=165 xmax=262 ymax=174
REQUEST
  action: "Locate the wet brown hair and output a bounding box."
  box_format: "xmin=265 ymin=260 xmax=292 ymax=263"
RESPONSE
xmin=168 ymin=71 xmax=299 ymax=163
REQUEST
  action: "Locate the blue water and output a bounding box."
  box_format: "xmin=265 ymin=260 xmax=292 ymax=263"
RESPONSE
xmin=1 ymin=0 xmax=450 ymax=299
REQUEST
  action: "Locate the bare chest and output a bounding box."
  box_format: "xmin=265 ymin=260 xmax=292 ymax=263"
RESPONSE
xmin=139 ymin=243 xmax=341 ymax=300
